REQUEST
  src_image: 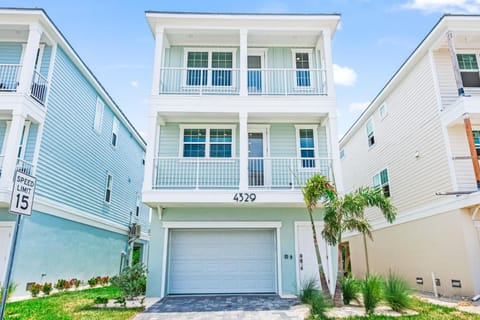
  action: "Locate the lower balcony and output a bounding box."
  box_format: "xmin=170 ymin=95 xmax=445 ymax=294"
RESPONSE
xmin=144 ymin=157 xmax=332 ymax=207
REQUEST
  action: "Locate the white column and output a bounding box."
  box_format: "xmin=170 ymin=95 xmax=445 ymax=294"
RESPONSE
xmin=151 ymin=26 xmax=165 ymax=96
xmin=142 ymin=114 xmax=161 ymax=191
xmin=321 ymin=29 xmax=336 ymax=97
xmin=327 ymin=113 xmax=344 ymax=194
xmin=239 ymin=29 xmax=248 ymax=96
xmin=1 ymin=113 xmax=26 ymax=187
xmin=17 ymin=24 xmax=42 ymax=94
xmin=30 ymin=122 xmax=44 ymax=175
xmin=239 ymin=112 xmax=249 ymax=190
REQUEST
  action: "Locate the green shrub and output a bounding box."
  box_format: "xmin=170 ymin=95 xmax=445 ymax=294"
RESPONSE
xmin=28 ymin=283 xmax=42 ymax=297
xmin=94 ymin=296 xmax=109 ymax=306
xmin=0 ymin=283 xmax=17 ymax=300
xmin=72 ymin=279 xmax=81 ymax=288
xmin=383 ymin=272 xmax=411 ymax=312
xmin=110 ymin=263 xmax=147 ymax=300
xmin=361 ymin=274 xmax=383 ymax=316
xmin=309 ymin=291 xmax=329 ymax=318
xmin=299 ymin=278 xmax=320 ymax=304
xmin=88 ymin=277 xmax=98 ymax=287
xmin=341 ymin=276 xmax=360 ymax=305
xmin=54 ymin=279 xmax=69 ymax=291
xmin=41 ymin=282 xmax=53 ymax=295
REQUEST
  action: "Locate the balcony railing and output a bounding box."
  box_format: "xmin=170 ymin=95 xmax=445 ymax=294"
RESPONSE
xmin=16 ymin=158 xmax=34 ymax=175
xmin=152 ymin=157 xmax=332 ymax=190
xmin=0 ymin=64 xmax=21 ymax=91
xmin=158 ymin=67 xmax=327 ymax=96
xmin=31 ymin=70 xmax=48 ymax=104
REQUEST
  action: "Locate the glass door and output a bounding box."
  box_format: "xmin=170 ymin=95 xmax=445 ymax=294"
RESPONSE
xmin=248 ymin=131 xmax=265 ymax=186
xmin=248 ymin=55 xmax=263 ymax=94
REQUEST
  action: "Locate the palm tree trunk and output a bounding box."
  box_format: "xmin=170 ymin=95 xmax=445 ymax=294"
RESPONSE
xmin=308 ymin=209 xmax=331 ymax=300
xmin=332 ymin=243 xmax=344 ymax=307
xmin=363 ymin=233 xmax=370 ymax=276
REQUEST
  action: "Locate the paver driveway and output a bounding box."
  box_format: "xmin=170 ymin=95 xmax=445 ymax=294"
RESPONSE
xmin=134 ymin=295 xmax=310 ymax=320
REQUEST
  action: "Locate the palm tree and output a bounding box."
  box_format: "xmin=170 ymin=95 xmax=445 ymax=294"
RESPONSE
xmin=301 ymin=174 xmax=337 ymax=300
xmin=322 ymin=186 xmax=396 ymax=306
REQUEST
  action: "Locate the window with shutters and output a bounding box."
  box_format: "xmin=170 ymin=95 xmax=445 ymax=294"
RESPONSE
xmin=94 ymin=97 xmax=104 ymax=133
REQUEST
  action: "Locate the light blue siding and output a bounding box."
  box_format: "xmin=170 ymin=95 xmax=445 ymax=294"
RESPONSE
xmin=0 ymin=42 xmax=23 ymax=64
xmin=39 ymin=45 xmax=52 ymax=77
xmin=0 ymin=120 xmax=7 ymax=155
xmin=24 ymin=123 xmax=38 ymax=163
xmin=35 ymin=47 xmax=148 ymax=229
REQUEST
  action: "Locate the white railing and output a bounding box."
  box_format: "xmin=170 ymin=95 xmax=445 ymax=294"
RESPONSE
xmin=0 ymin=64 xmax=21 ymax=91
xmin=158 ymin=67 xmax=327 ymax=96
xmin=16 ymin=158 xmax=34 ymax=175
xmin=31 ymin=70 xmax=48 ymax=104
xmin=159 ymin=67 xmax=240 ymax=95
xmin=152 ymin=157 xmax=332 ymax=190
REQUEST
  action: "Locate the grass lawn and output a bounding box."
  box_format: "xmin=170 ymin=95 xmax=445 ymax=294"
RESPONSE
xmin=328 ymin=297 xmax=480 ymax=319
xmin=4 ymin=286 xmax=143 ymax=320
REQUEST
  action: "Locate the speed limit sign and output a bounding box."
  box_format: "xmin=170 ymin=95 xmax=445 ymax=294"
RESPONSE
xmin=9 ymin=170 xmax=37 ymax=216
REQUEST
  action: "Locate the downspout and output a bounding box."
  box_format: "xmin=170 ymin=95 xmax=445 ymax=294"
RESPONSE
xmin=446 ymin=31 xmax=465 ymax=96
xmin=463 ymin=113 xmax=480 ymax=187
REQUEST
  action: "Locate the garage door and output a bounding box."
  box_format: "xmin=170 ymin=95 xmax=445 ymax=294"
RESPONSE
xmin=168 ymin=229 xmax=277 ymax=294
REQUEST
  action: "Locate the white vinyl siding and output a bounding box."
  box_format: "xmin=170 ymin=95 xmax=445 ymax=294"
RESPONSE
xmin=94 ymin=97 xmax=104 ymax=133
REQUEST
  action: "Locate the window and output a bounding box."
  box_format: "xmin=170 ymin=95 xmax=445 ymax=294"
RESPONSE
xmin=135 ymin=193 xmax=141 ymax=217
xmin=379 ymin=103 xmax=387 ymax=119
xmin=185 ymin=49 xmax=234 ymax=87
xmin=340 ymin=148 xmax=345 ymax=160
xmin=293 ymin=51 xmax=311 ymax=87
xmin=457 ymin=54 xmax=480 ymax=87
xmin=105 ymin=174 xmax=113 ymax=203
xmin=366 ymin=119 xmax=375 ymax=147
xmin=373 ymin=168 xmax=390 ymax=197
xmin=473 ymin=130 xmax=480 ymax=156
xmin=112 ymin=117 xmax=119 ymax=147
xmin=181 ymin=126 xmax=234 ymax=158
xmin=94 ymin=97 xmax=104 ymax=133
xmin=296 ymin=126 xmax=317 ymax=168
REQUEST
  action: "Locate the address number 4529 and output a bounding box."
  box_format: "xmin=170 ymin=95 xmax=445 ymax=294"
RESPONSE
xmin=233 ymin=193 xmax=256 ymax=203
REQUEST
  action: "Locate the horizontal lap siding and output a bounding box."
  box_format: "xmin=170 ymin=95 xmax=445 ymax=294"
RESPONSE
xmin=0 ymin=121 xmax=6 ymax=155
xmin=24 ymin=123 xmax=38 ymax=163
xmin=0 ymin=42 xmax=22 ymax=64
xmin=433 ymin=49 xmax=458 ymax=107
xmin=342 ymin=55 xmax=451 ymax=224
xmin=448 ymin=124 xmax=477 ymax=191
xmin=36 ymin=48 xmax=147 ymax=229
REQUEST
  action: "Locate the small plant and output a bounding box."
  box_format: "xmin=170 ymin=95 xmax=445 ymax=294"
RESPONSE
xmin=94 ymin=296 xmax=109 ymax=306
xmin=341 ymin=276 xmax=360 ymax=305
xmin=1 ymin=283 xmax=17 ymax=300
xmin=309 ymin=291 xmax=329 ymax=318
xmin=28 ymin=283 xmax=42 ymax=297
xmin=41 ymin=282 xmax=53 ymax=295
xmin=100 ymin=276 xmax=110 ymax=286
xmin=110 ymin=263 xmax=147 ymax=300
xmin=361 ymin=274 xmax=384 ymax=316
xmin=54 ymin=279 xmax=68 ymax=291
xmin=72 ymin=279 xmax=81 ymax=288
xmin=383 ymin=272 xmax=411 ymax=312
xmin=88 ymin=277 xmax=98 ymax=287
xmin=299 ymin=278 xmax=320 ymax=304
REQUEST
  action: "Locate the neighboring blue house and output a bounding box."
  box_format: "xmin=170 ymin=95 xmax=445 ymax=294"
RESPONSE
xmin=0 ymin=8 xmax=149 ymax=297
xmin=142 ymin=12 xmax=344 ymax=298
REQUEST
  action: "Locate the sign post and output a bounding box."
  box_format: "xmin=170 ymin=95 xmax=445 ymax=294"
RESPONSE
xmin=0 ymin=170 xmax=36 ymax=319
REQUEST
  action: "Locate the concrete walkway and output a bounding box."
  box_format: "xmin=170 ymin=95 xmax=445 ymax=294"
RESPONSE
xmin=134 ymin=295 xmax=310 ymax=320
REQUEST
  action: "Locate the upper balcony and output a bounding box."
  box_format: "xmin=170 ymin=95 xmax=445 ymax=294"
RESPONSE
xmin=0 ymin=64 xmax=49 ymax=105
xmin=147 ymin=12 xmax=339 ymax=101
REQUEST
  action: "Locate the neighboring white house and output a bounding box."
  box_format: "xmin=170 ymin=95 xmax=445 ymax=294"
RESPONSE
xmin=340 ymin=14 xmax=480 ymax=297
xmin=142 ymin=12 xmax=344 ymax=298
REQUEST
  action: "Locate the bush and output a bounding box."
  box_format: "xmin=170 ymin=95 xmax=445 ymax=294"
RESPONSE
xmin=361 ymin=274 xmax=383 ymax=316
xmin=383 ymin=272 xmax=411 ymax=312
xmin=41 ymin=282 xmax=53 ymax=295
xmin=341 ymin=276 xmax=360 ymax=305
xmin=88 ymin=277 xmax=98 ymax=287
xmin=71 ymin=279 xmax=81 ymax=288
xmin=0 ymin=283 xmax=17 ymax=300
xmin=299 ymin=278 xmax=320 ymax=304
xmin=94 ymin=296 xmax=109 ymax=306
xmin=28 ymin=283 xmax=42 ymax=297
xmin=309 ymin=291 xmax=329 ymax=318
xmin=54 ymin=279 xmax=69 ymax=291
xmin=110 ymin=263 xmax=147 ymax=300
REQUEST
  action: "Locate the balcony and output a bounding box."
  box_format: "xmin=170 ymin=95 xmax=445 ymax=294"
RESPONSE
xmin=158 ymin=67 xmax=327 ymax=96
xmin=0 ymin=64 xmax=48 ymax=105
xmin=152 ymin=157 xmax=332 ymax=190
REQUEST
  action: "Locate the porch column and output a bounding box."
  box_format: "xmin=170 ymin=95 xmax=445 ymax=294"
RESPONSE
xmin=239 ymin=29 xmax=248 ymax=96
xmin=239 ymin=112 xmax=249 ymax=190
xmin=151 ymin=26 xmax=165 ymax=95
xmin=30 ymin=122 xmax=44 ymax=175
xmin=446 ymin=31 xmax=465 ymax=96
xmin=1 ymin=113 xmax=26 ymax=187
xmin=17 ymin=24 xmax=42 ymax=94
xmin=463 ymin=113 xmax=480 ymax=185
xmin=327 ymin=113 xmax=344 ymax=194
xmin=143 ymin=114 xmax=162 ymax=191
xmin=321 ymin=29 xmax=336 ymax=97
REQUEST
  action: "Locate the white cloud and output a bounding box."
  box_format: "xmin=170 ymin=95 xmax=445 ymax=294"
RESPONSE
xmin=349 ymin=101 xmax=370 ymax=113
xmin=402 ymin=0 xmax=480 ymax=13
xmin=130 ymin=80 xmax=139 ymax=88
xmin=333 ymin=64 xmax=357 ymax=86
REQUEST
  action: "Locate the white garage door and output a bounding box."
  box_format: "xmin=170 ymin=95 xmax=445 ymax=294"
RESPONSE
xmin=0 ymin=223 xmax=13 ymax=285
xmin=168 ymin=229 xmax=277 ymax=294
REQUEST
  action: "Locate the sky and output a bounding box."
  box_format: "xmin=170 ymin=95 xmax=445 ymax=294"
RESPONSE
xmin=0 ymin=0 xmax=477 ymax=138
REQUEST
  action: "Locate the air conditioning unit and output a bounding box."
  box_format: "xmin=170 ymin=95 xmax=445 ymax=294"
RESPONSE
xmin=129 ymin=223 xmax=141 ymax=238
